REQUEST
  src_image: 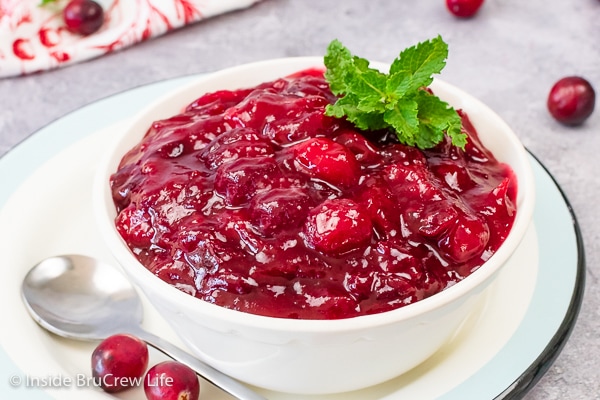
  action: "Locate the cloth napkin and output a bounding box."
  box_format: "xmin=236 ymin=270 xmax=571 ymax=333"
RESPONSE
xmin=0 ymin=0 xmax=262 ymax=78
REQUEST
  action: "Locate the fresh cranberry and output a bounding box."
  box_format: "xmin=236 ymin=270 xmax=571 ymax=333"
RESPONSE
xmin=446 ymin=0 xmax=484 ymax=18
xmin=547 ymin=76 xmax=596 ymax=125
xmin=293 ymin=137 xmax=361 ymax=189
xmin=144 ymin=361 xmax=200 ymax=400
xmin=91 ymin=334 xmax=148 ymax=393
xmin=304 ymin=199 xmax=373 ymax=255
xmin=63 ymin=0 xmax=104 ymax=36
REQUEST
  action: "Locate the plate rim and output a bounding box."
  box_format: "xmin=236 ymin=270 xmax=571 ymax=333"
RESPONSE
xmin=493 ymin=151 xmax=585 ymax=400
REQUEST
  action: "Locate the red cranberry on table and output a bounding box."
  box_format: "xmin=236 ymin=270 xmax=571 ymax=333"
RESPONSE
xmin=446 ymin=0 xmax=485 ymax=18
xmin=91 ymin=333 xmax=149 ymax=393
xmin=547 ymin=76 xmax=596 ymax=125
xmin=144 ymin=361 xmax=200 ymax=400
xmin=63 ymin=0 xmax=104 ymax=36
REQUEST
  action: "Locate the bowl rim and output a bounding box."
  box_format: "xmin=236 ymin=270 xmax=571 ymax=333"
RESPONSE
xmin=93 ymin=56 xmax=536 ymax=335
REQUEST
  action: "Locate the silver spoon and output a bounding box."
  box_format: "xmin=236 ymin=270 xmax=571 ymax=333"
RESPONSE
xmin=21 ymin=254 xmax=266 ymax=400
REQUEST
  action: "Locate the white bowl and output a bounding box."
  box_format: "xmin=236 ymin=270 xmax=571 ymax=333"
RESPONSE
xmin=93 ymin=57 xmax=535 ymax=394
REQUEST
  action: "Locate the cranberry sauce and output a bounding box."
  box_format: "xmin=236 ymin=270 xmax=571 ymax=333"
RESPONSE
xmin=110 ymin=69 xmax=517 ymax=320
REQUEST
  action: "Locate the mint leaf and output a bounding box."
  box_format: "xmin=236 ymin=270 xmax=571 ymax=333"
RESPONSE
xmin=389 ymin=36 xmax=449 ymax=93
xmin=323 ymin=39 xmax=353 ymax=94
xmin=323 ymin=37 xmax=466 ymax=149
xmin=352 ymin=70 xmax=388 ymax=113
xmin=39 ymin=0 xmax=58 ymax=5
xmin=383 ymin=99 xmax=420 ymax=146
xmin=415 ymin=90 xmax=466 ymax=149
xmin=326 ymin=96 xmax=388 ymax=131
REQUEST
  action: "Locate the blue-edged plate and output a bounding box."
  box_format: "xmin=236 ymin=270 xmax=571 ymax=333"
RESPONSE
xmin=0 ymin=76 xmax=584 ymax=400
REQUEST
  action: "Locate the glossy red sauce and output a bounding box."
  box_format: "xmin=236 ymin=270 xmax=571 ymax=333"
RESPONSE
xmin=110 ymin=69 xmax=517 ymax=319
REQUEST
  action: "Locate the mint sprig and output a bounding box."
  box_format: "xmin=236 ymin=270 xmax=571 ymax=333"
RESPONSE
xmin=324 ymin=36 xmax=466 ymax=149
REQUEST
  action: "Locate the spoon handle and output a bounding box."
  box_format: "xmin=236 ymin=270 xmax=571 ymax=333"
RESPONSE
xmin=130 ymin=327 xmax=267 ymax=400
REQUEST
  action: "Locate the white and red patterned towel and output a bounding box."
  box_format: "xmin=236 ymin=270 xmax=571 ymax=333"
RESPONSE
xmin=0 ymin=0 xmax=262 ymax=78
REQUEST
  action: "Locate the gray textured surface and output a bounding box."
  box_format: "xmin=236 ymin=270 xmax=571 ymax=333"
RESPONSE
xmin=1 ymin=0 xmax=598 ymax=398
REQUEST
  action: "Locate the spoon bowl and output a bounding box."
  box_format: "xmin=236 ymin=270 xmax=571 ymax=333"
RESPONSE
xmin=21 ymin=254 xmax=265 ymax=400
xmin=22 ymin=254 xmax=142 ymax=340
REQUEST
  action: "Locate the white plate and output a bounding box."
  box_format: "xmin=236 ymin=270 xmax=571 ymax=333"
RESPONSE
xmin=0 ymin=76 xmax=584 ymax=400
